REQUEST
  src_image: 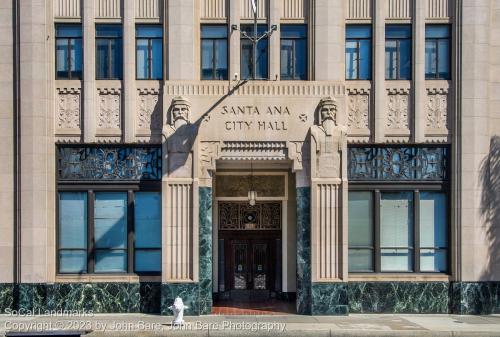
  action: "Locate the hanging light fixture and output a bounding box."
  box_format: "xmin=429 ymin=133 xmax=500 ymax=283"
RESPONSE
xmin=248 ymin=161 xmax=257 ymax=206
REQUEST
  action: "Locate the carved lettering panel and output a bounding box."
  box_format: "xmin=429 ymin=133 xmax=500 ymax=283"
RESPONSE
xmin=56 ymin=88 xmax=81 ymax=132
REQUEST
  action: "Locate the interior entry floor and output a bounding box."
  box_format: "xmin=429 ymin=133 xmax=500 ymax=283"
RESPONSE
xmin=212 ymin=299 xmax=296 ymax=315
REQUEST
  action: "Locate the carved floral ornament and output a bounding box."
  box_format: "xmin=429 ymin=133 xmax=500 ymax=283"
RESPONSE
xmin=426 ymin=93 xmax=448 ymax=130
xmin=137 ymin=89 xmax=161 ymax=131
xmin=57 ymin=88 xmax=81 ymax=130
xmin=98 ymin=88 xmax=121 ymax=130
xmin=347 ymin=94 xmax=369 ymax=130
xmin=387 ymin=92 xmax=409 ymax=130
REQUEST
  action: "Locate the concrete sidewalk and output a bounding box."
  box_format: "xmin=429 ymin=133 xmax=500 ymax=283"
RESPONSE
xmin=1 ymin=314 xmax=500 ymax=337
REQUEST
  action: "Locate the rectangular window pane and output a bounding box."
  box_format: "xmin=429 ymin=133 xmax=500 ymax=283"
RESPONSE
xmin=94 ymin=192 xmax=127 ymax=249
xmin=151 ymin=39 xmax=163 ymax=80
xmin=241 ymin=40 xmax=253 ymax=79
xmin=256 ymin=39 xmax=268 ymax=79
xmin=347 ymin=25 xmax=372 ymax=39
xmin=96 ymin=39 xmax=109 ymax=79
xmin=437 ymin=39 xmax=450 ymax=79
xmin=420 ymin=192 xmax=447 ymax=248
xmin=399 ymin=39 xmax=412 ymax=79
xmin=96 ymin=25 xmax=122 ymax=38
xmin=201 ymin=25 xmax=228 ymax=39
xmin=280 ymin=39 xmax=294 ymax=79
xmin=215 ymin=39 xmax=228 ymax=80
xmin=70 ymin=38 xmax=83 ymax=79
xmin=346 ymin=41 xmax=358 ymax=79
xmin=386 ymin=25 xmax=411 ymax=39
xmin=348 ymin=249 xmax=374 ymax=272
xmin=56 ymin=39 xmax=69 ymax=77
xmin=420 ymin=249 xmax=447 ymax=272
xmin=425 ymin=40 xmax=437 ymax=78
xmin=426 ymin=25 xmax=450 ymax=39
xmin=58 ymin=192 xmax=87 ymax=274
xmin=95 ymin=251 xmax=127 ymax=272
xmin=380 ymin=192 xmax=413 ymax=248
xmin=136 ymin=39 xmax=149 ymax=79
xmin=59 ymin=192 xmax=87 ymax=249
xmin=381 ymin=248 xmax=413 ymax=271
xmin=385 ymin=40 xmax=397 ymax=79
xmin=135 ymin=250 xmax=162 ymax=272
xmin=348 ymin=192 xmax=373 ymax=246
xmin=201 ymin=39 xmax=214 ymax=79
xmin=241 ymin=25 xmax=268 ymax=79
xmin=135 ymin=192 xmax=161 ymax=248
xmin=294 ymin=39 xmax=307 ymax=80
xmin=359 ymin=39 xmax=372 ymax=80
xmin=380 ymin=192 xmax=413 ymax=271
xmin=111 ymin=39 xmax=123 ymax=79
xmin=56 ymin=24 xmax=82 ymax=38
xmin=136 ymin=25 xmax=163 ymax=38
xmin=281 ymin=25 xmax=307 ymax=38
xmin=59 ymin=250 xmax=87 ymax=273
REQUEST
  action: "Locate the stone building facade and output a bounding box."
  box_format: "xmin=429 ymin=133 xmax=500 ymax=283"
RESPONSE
xmin=0 ymin=0 xmax=499 ymax=315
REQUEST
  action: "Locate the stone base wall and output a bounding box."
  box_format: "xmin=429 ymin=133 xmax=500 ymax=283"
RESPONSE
xmin=0 ymin=283 xmax=161 ymax=314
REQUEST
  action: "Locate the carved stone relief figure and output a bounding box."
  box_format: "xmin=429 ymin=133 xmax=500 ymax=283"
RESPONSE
xmin=57 ymin=89 xmax=81 ymax=130
xmin=169 ymin=96 xmax=191 ymax=129
xmin=311 ymin=97 xmax=347 ymax=179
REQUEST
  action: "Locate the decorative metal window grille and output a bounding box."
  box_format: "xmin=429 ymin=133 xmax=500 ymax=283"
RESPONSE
xmin=219 ymin=202 xmax=282 ymax=230
xmin=57 ymin=146 xmax=162 ymax=181
xmin=348 ymin=146 xmax=448 ymax=181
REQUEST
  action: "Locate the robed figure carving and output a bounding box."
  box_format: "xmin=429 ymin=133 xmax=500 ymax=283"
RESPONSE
xmin=310 ymin=97 xmax=348 ymax=179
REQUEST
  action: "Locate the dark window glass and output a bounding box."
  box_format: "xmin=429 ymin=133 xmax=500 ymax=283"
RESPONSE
xmin=346 ymin=25 xmax=372 ymax=80
xmin=55 ymin=24 xmax=83 ymax=79
xmin=425 ymin=25 xmax=451 ymax=79
xmin=385 ymin=25 xmax=412 ymax=80
xmin=348 ymin=192 xmax=374 ymax=272
xmin=134 ymin=192 xmax=162 ymax=272
xmin=136 ymin=25 xmax=163 ymax=80
xmin=241 ymin=24 xmax=269 ymax=80
xmin=96 ymin=25 xmax=123 ymax=79
xmin=280 ymin=25 xmax=307 ymax=80
xmin=201 ymin=25 xmax=228 ymax=80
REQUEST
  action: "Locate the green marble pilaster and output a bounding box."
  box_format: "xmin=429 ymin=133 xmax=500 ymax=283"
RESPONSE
xmin=18 ymin=284 xmax=48 ymax=312
xmin=0 ymin=284 xmax=15 ymax=313
xmin=296 ymin=187 xmax=311 ymax=315
xmin=199 ymin=187 xmax=213 ymax=315
xmin=452 ymin=282 xmax=500 ymax=315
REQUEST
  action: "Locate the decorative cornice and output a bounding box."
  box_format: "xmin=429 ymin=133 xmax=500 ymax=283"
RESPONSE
xmin=347 ymin=87 xmax=371 ymax=95
xmin=97 ymin=87 xmax=121 ymax=95
xmin=386 ymin=87 xmax=411 ymax=95
xmin=137 ymin=87 xmax=160 ymax=95
xmin=426 ymin=87 xmax=449 ymax=95
xmin=56 ymin=87 xmax=80 ymax=94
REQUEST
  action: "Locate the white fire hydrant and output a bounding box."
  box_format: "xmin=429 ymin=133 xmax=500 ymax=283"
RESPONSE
xmin=169 ymin=297 xmax=188 ymax=325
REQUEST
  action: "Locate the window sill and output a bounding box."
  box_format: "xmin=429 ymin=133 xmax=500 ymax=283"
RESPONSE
xmin=55 ymin=274 xmax=161 ymax=283
xmin=348 ymin=273 xmax=452 ymax=282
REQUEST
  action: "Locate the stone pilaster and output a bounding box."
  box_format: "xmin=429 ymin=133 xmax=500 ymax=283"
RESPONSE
xmin=413 ymin=0 xmax=425 ymax=142
xmin=168 ymin=0 xmax=196 ymax=80
xmin=83 ymin=0 xmax=95 ymax=142
xmin=269 ymin=0 xmax=281 ymax=80
xmin=373 ymin=0 xmax=386 ymax=142
xmin=123 ymin=0 xmax=136 ymax=142
xmin=229 ymin=0 xmax=241 ymax=81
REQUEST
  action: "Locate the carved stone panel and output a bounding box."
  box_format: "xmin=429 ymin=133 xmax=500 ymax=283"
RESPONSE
xmin=137 ymin=88 xmax=162 ymax=135
xmin=347 ymin=88 xmax=370 ymax=141
xmin=97 ymin=88 xmax=121 ymax=137
xmin=426 ymin=88 xmax=449 ymax=137
xmin=386 ymin=88 xmax=411 ymax=139
xmin=56 ymin=87 xmax=81 ymax=135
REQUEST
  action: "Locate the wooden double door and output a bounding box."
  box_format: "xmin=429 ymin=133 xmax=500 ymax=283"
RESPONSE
xmin=219 ymin=233 xmax=281 ymax=301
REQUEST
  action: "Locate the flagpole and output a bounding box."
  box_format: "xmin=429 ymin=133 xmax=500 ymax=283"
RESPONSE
xmin=253 ymin=0 xmax=258 ymax=80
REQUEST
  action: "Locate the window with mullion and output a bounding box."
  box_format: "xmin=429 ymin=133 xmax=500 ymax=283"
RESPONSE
xmin=385 ymin=25 xmax=412 ymax=80
xmin=240 ymin=24 xmax=269 ymax=80
xmin=136 ymin=25 xmax=163 ymax=80
xmin=96 ymin=25 xmax=123 ymax=80
xmin=55 ymin=24 xmax=83 ymax=80
xmin=346 ymin=25 xmax=372 ymax=80
xmin=425 ymin=25 xmax=451 ymax=80
xmin=58 ymin=189 xmax=161 ymax=275
xmin=201 ymin=25 xmax=228 ymax=80
xmin=280 ymin=24 xmax=307 ymax=80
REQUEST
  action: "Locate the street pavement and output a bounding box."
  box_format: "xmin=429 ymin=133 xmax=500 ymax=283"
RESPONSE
xmin=0 ymin=313 xmax=500 ymax=337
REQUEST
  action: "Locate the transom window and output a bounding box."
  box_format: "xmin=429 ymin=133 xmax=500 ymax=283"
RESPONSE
xmin=201 ymin=25 xmax=228 ymax=80
xmin=57 ymin=146 xmax=162 ymax=275
xmin=425 ymin=25 xmax=451 ymax=80
xmin=385 ymin=25 xmax=412 ymax=80
xmin=280 ymin=24 xmax=307 ymax=80
xmin=346 ymin=25 xmax=372 ymax=80
xmin=241 ymin=24 xmax=269 ymax=80
xmin=136 ymin=25 xmax=163 ymax=80
xmin=55 ymin=24 xmax=83 ymax=80
xmin=96 ymin=25 xmax=123 ymax=80
xmin=348 ymin=146 xmax=449 ymax=274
